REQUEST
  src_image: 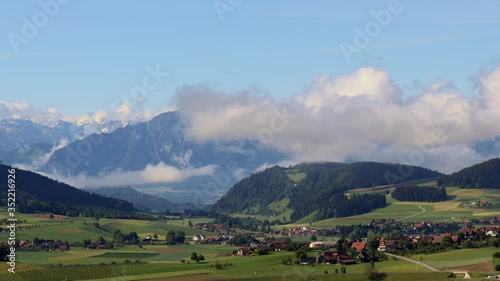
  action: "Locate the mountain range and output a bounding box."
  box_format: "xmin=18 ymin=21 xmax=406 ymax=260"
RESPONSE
xmin=0 ymin=118 xmax=124 ymax=166
xmin=40 ymin=111 xmax=286 ymax=203
xmin=3 ymin=110 xmax=500 ymax=209
xmin=87 ymin=185 xmax=194 ymax=213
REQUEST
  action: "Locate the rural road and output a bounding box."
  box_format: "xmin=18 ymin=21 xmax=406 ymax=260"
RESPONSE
xmin=396 ymin=203 xmax=426 ymax=221
xmin=385 ymin=253 xmax=440 ymax=272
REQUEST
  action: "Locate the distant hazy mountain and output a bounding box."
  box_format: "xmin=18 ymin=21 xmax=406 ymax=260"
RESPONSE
xmin=88 ymin=186 xmax=194 ymax=213
xmin=44 ymin=111 xmax=286 ymax=176
xmin=0 ymin=118 xmax=124 ymax=165
xmin=42 ymin=111 xmax=287 ymax=204
xmin=0 ymin=119 xmax=79 ymax=151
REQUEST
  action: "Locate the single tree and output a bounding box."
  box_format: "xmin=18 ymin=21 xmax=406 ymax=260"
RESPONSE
xmin=190 ymin=252 xmax=199 ymax=263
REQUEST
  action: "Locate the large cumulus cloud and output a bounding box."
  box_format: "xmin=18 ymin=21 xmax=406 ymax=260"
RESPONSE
xmin=177 ymin=67 xmax=500 ymax=173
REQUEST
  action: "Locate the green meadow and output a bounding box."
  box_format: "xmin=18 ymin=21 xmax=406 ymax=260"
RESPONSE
xmin=0 ymin=208 xmax=215 ymax=244
xmin=410 ymin=247 xmax=499 ymax=269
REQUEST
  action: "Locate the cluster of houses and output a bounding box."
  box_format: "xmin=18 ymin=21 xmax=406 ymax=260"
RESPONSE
xmin=275 ymin=226 xmax=319 ymax=237
xmin=192 ymin=223 xmax=229 ymax=234
xmin=235 ymin=240 xmax=362 ymax=265
xmin=85 ymin=241 xmax=111 ymax=250
xmin=192 ymin=234 xmax=235 ymax=244
xmin=236 ymin=241 xmax=288 ymax=255
xmin=227 ymin=223 xmax=500 ymax=266
xmin=460 ymin=200 xmax=492 ymax=208
xmin=18 ymin=240 xmax=69 ymax=251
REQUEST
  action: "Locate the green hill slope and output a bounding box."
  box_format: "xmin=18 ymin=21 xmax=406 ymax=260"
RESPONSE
xmin=211 ymin=161 xmax=442 ymax=222
xmin=0 ymin=164 xmax=137 ymax=217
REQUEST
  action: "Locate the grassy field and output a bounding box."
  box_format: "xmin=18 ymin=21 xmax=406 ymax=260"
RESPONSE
xmin=349 ymin=177 xmax=439 ymax=194
xmin=230 ymin=198 xmax=294 ymax=222
xmin=285 ymin=169 xmax=306 ymax=183
xmin=14 ymin=243 xmax=239 ymax=265
xmin=0 ymin=245 xmax=443 ymax=281
xmin=410 ymin=248 xmax=498 ymax=269
xmin=0 ymin=208 xmax=215 ymax=243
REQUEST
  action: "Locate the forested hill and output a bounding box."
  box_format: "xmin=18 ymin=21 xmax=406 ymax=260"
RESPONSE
xmin=0 ymin=164 xmax=135 ymax=214
xmin=211 ymin=161 xmax=441 ymax=221
xmin=211 ymin=166 xmax=295 ymax=214
xmin=437 ymin=158 xmax=500 ymax=189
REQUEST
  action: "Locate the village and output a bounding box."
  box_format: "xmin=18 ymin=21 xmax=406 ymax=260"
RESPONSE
xmin=185 ymin=220 xmax=500 ymax=266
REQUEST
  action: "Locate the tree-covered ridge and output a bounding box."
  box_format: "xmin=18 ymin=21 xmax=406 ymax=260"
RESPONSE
xmin=391 ymin=185 xmax=448 ymax=202
xmin=0 ymin=164 xmax=134 ymax=213
xmin=437 ymin=158 xmax=500 ymax=189
xmin=287 ymin=162 xmax=440 ymax=218
xmin=294 ymin=161 xmax=441 ymax=194
xmin=211 ymin=161 xmax=441 ymax=221
xmin=0 ymin=190 xmax=152 ymax=220
xmin=211 ymin=166 xmax=294 ymax=214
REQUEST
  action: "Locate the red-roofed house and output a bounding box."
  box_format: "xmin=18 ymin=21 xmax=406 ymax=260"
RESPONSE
xmin=351 ymin=242 xmax=367 ymax=252
xmin=237 ymin=247 xmax=251 ymax=256
xmin=431 ymin=236 xmax=443 ymax=244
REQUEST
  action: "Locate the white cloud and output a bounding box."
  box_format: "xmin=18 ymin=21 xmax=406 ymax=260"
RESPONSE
xmin=4 ymin=66 xmax=500 ymax=175
xmin=177 ymin=66 xmax=500 ymax=173
xmin=28 ymin=139 xmax=71 ymax=169
xmin=0 ymin=100 xmax=177 ymax=126
xmin=0 ymin=100 xmax=62 ymax=124
xmin=43 ymin=162 xmax=218 ymax=188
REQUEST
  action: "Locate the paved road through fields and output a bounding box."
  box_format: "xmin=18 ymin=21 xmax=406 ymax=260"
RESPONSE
xmin=384 ymin=253 xmax=440 ymax=272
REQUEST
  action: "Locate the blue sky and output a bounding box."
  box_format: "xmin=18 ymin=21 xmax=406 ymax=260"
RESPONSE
xmin=1 ymin=0 xmax=499 ymax=115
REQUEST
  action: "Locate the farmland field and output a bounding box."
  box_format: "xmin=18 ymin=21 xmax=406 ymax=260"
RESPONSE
xmin=410 ymin=247 xmax=498 ymax=269
xmin=0 ymin=207 xmax=215 ymax=244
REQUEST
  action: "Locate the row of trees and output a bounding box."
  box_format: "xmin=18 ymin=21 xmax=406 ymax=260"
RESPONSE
xmin=391 ymin=186 xmax=448 ymax=202
xmin=211 ymin=214 xmax=276 ymax=232
xmin=112 ymin=229 xmax=141 ymax=244
xmin=166 ymin=231 xmax=186 ymax=245
xmin=291 ymin=193 xmax=387 ymax=221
